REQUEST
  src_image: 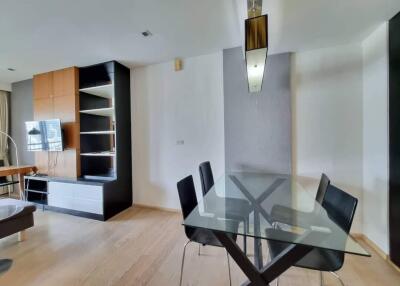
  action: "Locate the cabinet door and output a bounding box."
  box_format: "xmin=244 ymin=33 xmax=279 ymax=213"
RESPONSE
xmin=53 ymin=67 xmax=78 ymax=98
xmin=48 ymin=182 xmax=103 ymax=214
xmin=33 ymin=72 xmax=53 ymax=99
xmin=33 ymin=97 xmax=53 ymax=120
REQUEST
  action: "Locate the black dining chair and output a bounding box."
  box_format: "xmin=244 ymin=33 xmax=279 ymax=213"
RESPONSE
xmin=199 ymin=161 xmax=252 ymax=254
xmin=0 ymin=160 xmax=19 ymax=197
xmin=177 ymin=175 xmax=237 ymax=286
xmin=270 ymin=173 xmax=330 ymax=227
xmin=266 ymin=184 xmax=358 ymax=286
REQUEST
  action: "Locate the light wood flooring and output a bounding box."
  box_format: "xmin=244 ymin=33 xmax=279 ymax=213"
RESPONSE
xmin=0 ymin=207 xmax=399 ymax=286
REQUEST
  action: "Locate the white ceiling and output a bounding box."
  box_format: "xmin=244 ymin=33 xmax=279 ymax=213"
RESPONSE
xmin=1 ymin=0 xmax=400 ymax=84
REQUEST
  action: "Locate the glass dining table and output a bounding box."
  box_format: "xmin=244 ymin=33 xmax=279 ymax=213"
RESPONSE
xmin=183 ymin=172 xmax=370 ymax=286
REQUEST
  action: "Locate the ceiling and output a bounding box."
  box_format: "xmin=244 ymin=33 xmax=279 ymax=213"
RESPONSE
xmin=1 ymin=0 xmax=400 ymax=84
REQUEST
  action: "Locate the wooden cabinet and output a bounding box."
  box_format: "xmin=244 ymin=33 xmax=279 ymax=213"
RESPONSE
xmin=33 ymin=67 xmax=80 ymax=178
xmin=33 ymin=72 xmax=53 ymax=99
xmin=33 ymin=68 xmax=77 ymax=99
xmin=33 ymin=98 xmax=53 ymax=120
xmin=53 ymin=68 xmax=77 ymax=98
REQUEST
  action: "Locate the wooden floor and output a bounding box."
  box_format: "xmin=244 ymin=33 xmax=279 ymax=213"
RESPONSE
xmin=0 ymin=207 xmax=399 ymax=286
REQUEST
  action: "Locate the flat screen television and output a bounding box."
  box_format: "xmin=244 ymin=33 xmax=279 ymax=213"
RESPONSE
xmin=25 ymin=119 xmax=63 ymax=151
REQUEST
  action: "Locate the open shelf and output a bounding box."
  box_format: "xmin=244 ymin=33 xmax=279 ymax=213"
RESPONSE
xmin=80 ymin=107 xmax=114 ymax=117
xmin=25 ymin=189 xmax=48 ymax=195
xmin=83 ymin=175 xmax=116 ymax=182
xmin=83 ymin=172 xmax=116 ymax=181
xmin=80 ymin=131 xmax=115 ymax=135
xmin=80 ymin=152 xmax=115 ymax=157
xmin=79 ymin=83 xmax=114 ymax=99
xmin=25 ymin=177 xmax=48 ymax=206
xmin=77 ymin=61 xmax=132 ymax=220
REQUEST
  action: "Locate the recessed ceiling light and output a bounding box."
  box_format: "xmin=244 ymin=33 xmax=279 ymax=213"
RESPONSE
xmin=141 ymin=30 xmax=153 ymax=37
xmin=7 ymin=68 xmax=15 ymax=71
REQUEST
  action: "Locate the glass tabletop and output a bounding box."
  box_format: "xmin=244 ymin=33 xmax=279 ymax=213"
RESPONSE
xmin=0 ymin=205 xmax=23 ymax=221
xmin=183 ymin=172 xmax=370 ymax=257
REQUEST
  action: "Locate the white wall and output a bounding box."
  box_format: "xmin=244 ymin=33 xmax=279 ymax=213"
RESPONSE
xmin=0 ymin=82 xmax=11 ymax=91
xmin=292 ymin=43 xmax=364 ymax=232
xmin=362 ymin=23 xmax=389 ymax=254
xmin=131 ymin=52 xmax=225 ymax=210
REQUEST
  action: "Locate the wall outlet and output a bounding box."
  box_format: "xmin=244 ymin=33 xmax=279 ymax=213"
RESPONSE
xmin=176 ymin=140 xmax=185 ymax=145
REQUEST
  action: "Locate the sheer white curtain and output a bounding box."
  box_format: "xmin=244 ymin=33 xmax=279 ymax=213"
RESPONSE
xmin=0 ymin=90 xmax=10 ymax=195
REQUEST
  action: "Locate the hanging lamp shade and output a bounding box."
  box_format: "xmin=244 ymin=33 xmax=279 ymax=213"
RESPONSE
xmin=245 ymin=14 xmax=268 ymax=93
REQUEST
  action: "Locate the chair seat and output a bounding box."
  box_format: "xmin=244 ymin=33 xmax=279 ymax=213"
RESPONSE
xmin=271 ymin=205 xmax=320 ymax=227
xmin=211 ymin=197 xmax=252 ymax=223
xmin=267 ymin=239 xmax=344 ymax=271
xmin=226 ymin=197 xmax=252 ymax=213
xmin=186 ymin=219 xmax=239 ymax=247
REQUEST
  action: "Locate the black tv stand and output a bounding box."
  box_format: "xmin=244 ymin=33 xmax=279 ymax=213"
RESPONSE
xmin=24 ymin=175 xmax=111 ymax=220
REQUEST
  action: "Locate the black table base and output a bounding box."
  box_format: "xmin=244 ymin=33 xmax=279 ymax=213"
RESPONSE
xmin=213 ymin=231 xmax=315 ymax=286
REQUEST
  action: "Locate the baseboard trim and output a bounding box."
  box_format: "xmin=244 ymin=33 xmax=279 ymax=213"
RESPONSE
xmin=353 ymin=233 xmax=400 ymax=273
xmin=133 ymin=203 xmax=180 ymax=214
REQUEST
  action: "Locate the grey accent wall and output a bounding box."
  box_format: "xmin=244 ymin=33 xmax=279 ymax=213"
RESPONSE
xmin=224 ymin=47 xmax=291 ymax=174
xmin=10 ymin=79 xmax=34 ymax=165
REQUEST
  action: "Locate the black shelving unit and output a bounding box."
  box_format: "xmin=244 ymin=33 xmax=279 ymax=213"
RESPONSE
xmin=389 ymin=11 xmax=400 ymax=268
xmin=78 ymin=61 xmax=132 ymax=220
xmin=80 ymin=62 xmax=116 ymax=179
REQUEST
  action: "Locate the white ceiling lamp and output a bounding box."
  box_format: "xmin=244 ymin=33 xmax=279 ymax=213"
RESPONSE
xmin=245 ymin=0 xmax=268 ymax=93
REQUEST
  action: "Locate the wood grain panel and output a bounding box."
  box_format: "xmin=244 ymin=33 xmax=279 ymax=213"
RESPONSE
xmin=33 ymin=66 xmax=80 ymax=178
xmin=53 ymin=67 xmax=78 ymax=98
xmin=52 ymin=149 xmax=78 ymax=178
xmin=33 ymin=98 xmax=53 ymax=120
xmin=34 ymin=152 xmax=49 ymax=175
xmin=33 ymin=72 xmax=53 ymax=99
xmin=62 ymin=122 xmax=79 ymax=149
xmin=53 ymin=95 xmax=76 ymax=122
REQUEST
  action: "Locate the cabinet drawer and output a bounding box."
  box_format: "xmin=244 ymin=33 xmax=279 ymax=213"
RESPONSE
xmin=48 ymin=182 xmax=103 ymax=214
xmin=48 ymin=182 xmax=103 ymax=201
xmin=48 ymin=195 xmax=103 ymax=215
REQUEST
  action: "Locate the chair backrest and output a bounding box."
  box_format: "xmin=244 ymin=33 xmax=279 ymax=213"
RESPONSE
xmin=199 ymin=161 xmax=214 ymax=196
xmin=177 ymin=175 xmax=198 ymax=220
xmin=315 ymin=173 xmax=330 ymax=203
xmin=322 ymin=184 xmax=358 ymax=234
xmin=301 ymin=184 xmax=358 ymax=271
xmin=177 ymin=175 xmax=199 ymax=240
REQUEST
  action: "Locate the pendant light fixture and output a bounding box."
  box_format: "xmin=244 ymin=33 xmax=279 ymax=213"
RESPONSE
xmin=245 ymin=0 xmax=268 ymax=93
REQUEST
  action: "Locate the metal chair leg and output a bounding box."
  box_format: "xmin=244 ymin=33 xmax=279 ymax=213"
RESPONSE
xmin=198 ymin=244 xmax=201 ymax=256
xmin=320 ymin=271 xmax=323 ymax=286
xmin=243 ymin=218 xmax=248 ymax=255
xmin=329 ymin=271 xmax=345 ymax=286
xmin=276 ymin=277 xmax=279 ymax=286
xmin=226 ymin=250 xmax=232 ymax=286
xmin=179 ymin=240 xmax=191 ymax=286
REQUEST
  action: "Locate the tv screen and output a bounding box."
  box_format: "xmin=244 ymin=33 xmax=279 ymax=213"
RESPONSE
xmin=25 ymin=119 xmax=63 ymax=151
